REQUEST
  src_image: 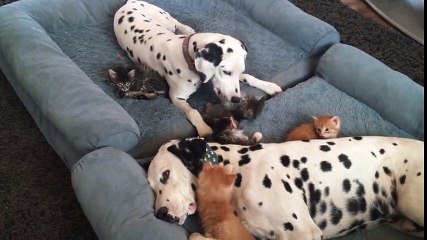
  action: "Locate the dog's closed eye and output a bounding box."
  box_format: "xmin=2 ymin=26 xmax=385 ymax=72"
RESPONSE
xmin=160 ymin=170 xmax=170 ymax=184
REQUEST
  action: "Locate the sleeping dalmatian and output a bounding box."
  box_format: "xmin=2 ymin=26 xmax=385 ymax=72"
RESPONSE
xmin=147 ymin=136 xmax=424 ymax=239
xmin=114 ymin=0 xmax=282 ymax=137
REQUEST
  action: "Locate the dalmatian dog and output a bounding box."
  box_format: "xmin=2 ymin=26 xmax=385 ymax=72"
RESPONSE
xmin=147 ymin=136 xmax=424 ymax=239
xmin=114 ymin=1 xmax=282 ymax=137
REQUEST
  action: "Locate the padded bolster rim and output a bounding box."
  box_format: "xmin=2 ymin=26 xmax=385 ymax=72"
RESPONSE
xmin=315 ymin=43 xmax=424 ymax=140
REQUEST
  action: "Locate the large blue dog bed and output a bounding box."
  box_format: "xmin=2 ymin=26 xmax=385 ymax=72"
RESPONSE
xmin=0 ymin=0 xmax=423 ymax=239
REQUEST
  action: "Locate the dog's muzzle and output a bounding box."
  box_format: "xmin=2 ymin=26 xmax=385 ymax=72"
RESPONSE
xmin=155 ymin=207 xmax=179 ymax=224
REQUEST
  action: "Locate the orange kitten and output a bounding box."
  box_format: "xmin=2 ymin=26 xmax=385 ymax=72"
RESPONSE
xmin=286 ymin=115 xmax=341 ymax=141
xmin=193 ymin=163 xmax=254 ymax=240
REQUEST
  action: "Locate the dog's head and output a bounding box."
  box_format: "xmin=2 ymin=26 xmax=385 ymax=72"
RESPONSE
xmin=147 ymin=138 xmax=208 ymax=225
xmin=194 ymin=36 xmax=247 ymax=107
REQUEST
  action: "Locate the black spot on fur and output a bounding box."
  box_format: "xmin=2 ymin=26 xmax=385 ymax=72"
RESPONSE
xmin=118 ymin=16 xmax=124 ymax=24
xmin=379 ymin=149 xmax=385 ymax=154
xmin=263 ymin=174 xmax=272 ymax=189
xmin=249 ymin=144 xmax=263 ymax=151
xmin=393 ymin=143 xmax=398 ymax=146
xmin=217 ymin=155 xmax=223 ymax=163
xmin=294 ymin=178 xmax=303 ymax=189
xmin=369 ymin=198 xmax=390 ymax=221
xmin=282 ymin=180 xmax=293 ymax=193
xmin=320 ymin=201 xmax=327 ymax=214
xmin=324 ymin=187 xmax=330 ymax=197
xmin=293 ymin=160 xmax=300 ymax=170
xmin=220 ymin=146 xmax=230 ymax=151
xmin=347 ymin=197 xmax=367 ymax=215
xmin=417 ymin=172 xmax=422 ymax=176
xmin=219 ymin=39 xmax=225 ymax=44
xmin=301 ymin=168 xmax=309 ymax=182
xmin=320 ymin=145 xmax=331 ymax=152
xmin=353 ymin=136 xmax=363 ymax=140
xmin=223 ymin=160 xmax=230 ymax=165
xmin=159 ymin=190 xmax=162 ymax=195
xmin=238 ymin=154 xmax=251 ymax=166
xmin=338 ymin=154 xmax=352 ymax=169
xmin=399 ymin=175 xmax=406 ymax=185
xmin=156 ymin=53 xmax=161 ymax=59
xmin=283 ymin=222 xmax=294 ymax=231
xmin=320 ymin=161 xmax=332 ymax=172
xmin=343 ymin=179 xmax=351 ymax=193
xmin=319 ymin=220 xmax=327 ymax=230
xmin=199 ymin=43 xmax=223 ymax=67
xmin=373 ymin=182 xmax=379 ymax=194
xmin=191 ymin=183 xmax=196 ymax=192
xmin=292 ymin=213 xmax=298 ymax=219
xmin=375 ymin=171 xmax=380 ymax=179
xmin=383 ymin=166 xmax=392 ymax=176
xmin=258 ymin=202 xmax=263 ymax=206
xmin=176 ymin=68 xmax=181 ymax=74
xmin=150 ymin=45 xmax=153 ymax=51
xmin=168 ymin=71 xmax=173 ymax=76
xmin=300 ymin=157 xmax=307 ymax=163
xmin=280 ymin=155 xmax=290 ymax=167
xmin=227 ymin=48 xmax=233 ymax=53
xmin=302 ymin=140 xmax=310 ymax=142
xmin=163 ymin=55 xmax=166 ymax=61
xmin=128 ymin=16 xmax=134 ymax=22
xmin=404 ymin=159 xmax=408 ymax=164
xmin=238 ymin=148 xmax=249 ymax=154
xmin=137 ymin=57 xmax=141 ymax=64
xmin=157 ymin=33 xmax=165 ymax=36
xmin=235 ymin=173 xmax=242 ymax=187
xmin=371 ymin=152 xmax=377 ymax=158
xmin=391 ymin=188 xmax=398 ymax=207
xmin=330 ymin=202 xmax=343 ymax=225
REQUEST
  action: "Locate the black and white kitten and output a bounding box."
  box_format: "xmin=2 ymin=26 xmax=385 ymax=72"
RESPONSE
xmin=108 ymin=64 xmax=168 ymax=99
xmin=205 ymin=116 xmax=262 ymax=145
xmin=203 ymin=95 xmax=265 ymax=145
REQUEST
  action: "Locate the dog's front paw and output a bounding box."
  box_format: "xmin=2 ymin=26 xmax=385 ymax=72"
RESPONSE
xmin=264 ymin=82 xmax=283 ymax=96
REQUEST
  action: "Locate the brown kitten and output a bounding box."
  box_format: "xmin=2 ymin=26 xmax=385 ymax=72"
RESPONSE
xmin=286 ymin=115 xmax=341 ymax=141
xmin=205 ymin=116 xmax=262 ymax=145
xmin=192 ymin=163 xmax=254 ymax=240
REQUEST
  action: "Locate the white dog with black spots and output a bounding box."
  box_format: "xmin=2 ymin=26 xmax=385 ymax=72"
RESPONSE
xmin=147 ymin=136 xmax=424 ymax=240
xmin=114 ymin=0 xmax=282 ymax=137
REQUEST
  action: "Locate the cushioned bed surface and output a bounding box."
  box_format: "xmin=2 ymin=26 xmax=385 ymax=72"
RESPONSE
xmin=46 ymin=0 xmax=339 ymax=159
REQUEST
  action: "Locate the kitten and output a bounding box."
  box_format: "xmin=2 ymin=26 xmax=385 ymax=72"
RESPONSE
xmin=202 ymin=95 xmax=264 ymax=145
xmin=205 ymin=116 xmax=262 ymax=145
xmin=203 ymin=95 xmax=266 ymax=121
xmin=108 ymin=64 xmax=168 ymax=99
xmin=286 ymin=115 xmax=341 ymax=141
xmin=192 ymin=163 xmax=254 ymax=240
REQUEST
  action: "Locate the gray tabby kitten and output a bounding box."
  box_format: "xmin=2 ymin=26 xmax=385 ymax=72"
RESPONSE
xmin=108 ymin=64 xmax=168 ymax=99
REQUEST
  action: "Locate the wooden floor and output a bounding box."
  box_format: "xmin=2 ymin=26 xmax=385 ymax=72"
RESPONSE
xmin=340 ymin=0 xmax=395 ymax=31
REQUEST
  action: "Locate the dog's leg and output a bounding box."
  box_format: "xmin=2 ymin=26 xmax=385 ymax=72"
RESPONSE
xmin=171 ymin=97 xmax=213 ymax=137
xmin=240 ymin=74 xmax=282 ymax=96
xmin=390 ymin=217 xmax=424 ymax=238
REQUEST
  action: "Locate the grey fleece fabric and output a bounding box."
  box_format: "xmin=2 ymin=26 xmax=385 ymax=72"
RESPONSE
xmin=46 ymin=0 xmax=339 ymax=159
xmin=242 ymin=77 xmax=413 ymax=142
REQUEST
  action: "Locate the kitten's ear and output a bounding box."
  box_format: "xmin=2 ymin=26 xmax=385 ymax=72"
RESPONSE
xmin=331 ymin=116 xmax=341 ymax=128
xmin=312 ymin=116 xmax=319 ymax=121
xmin=108 ymin=69 xmax=118 ymax=82
xmin=127 ymin=69 xmax=136 ymax=80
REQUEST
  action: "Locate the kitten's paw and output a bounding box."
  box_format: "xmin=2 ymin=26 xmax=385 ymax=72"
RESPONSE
xmin=189 ymin=232 xmax=216 ymax=240
xmin=252 ymin=132 xmax=263 ymax=143
xmin=197 ymin=124 xmax=213 ymax=137
xmin=177 ymin=24 xmax=196 ymax=35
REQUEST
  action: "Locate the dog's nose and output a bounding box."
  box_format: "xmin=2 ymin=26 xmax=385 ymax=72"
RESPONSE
xmin=231 ymin=96 xmax=241 ymax=103
xmin=155 ymin=207 xmax=179 ymax=223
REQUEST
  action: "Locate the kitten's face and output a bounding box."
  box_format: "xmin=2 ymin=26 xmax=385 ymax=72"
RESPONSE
xmin=313 ymin=116 xmax=341 ymax=139
xmin=108 ymin=67 xmax=136 ymax=97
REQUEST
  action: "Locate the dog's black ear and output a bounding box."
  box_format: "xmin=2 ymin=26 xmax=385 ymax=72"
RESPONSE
xmin=167 ymin=138 xmax=207 ymax=176
xmin=238 ymin=39 xmax=247 ymax=52
xmin=199 ymin=43 xmax=223 ymax=67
